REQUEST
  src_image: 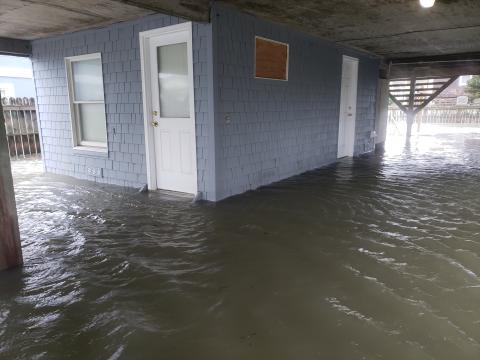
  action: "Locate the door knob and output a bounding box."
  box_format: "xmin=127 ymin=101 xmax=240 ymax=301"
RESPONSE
xmin=151 ymin=120 xmax=159 ymax=127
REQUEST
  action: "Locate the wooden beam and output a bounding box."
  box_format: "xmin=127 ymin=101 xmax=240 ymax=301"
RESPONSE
xmin=413 ymin=91 xmax=440 ymax=96
xmin=390 ymin=62 xmax=480 ymax=79
xmin=389 ymin=53 xmax=480 ymax=79
xmin=390 ymin=52 xmax=480 ymax=64
xmin=408 ymin=76 xmax=416 ymax=112
xmin=389 ymin=94 xmax=408 ymax=113
xmin=415 ymin=83 xmax=448 ymax=88
xmin=0 ymin=37 xmax=31 ymax=57
xmin=0 ymin=100 xmax=23 ymax=271
xmin=389 ymin=93 xmax=410 ymax=97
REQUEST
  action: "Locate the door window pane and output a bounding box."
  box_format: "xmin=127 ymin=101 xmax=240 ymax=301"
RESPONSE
xmin=157 ymin=43 xmax=190 ymax=118
xmin=72 ymin=58 xmax=104 ymax=101
xmin=78 ymin=103 xmax=107 ymax=143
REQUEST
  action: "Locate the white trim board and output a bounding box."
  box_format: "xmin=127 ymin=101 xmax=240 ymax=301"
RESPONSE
xmin=337 ymin=55 xmax=359 ymax=158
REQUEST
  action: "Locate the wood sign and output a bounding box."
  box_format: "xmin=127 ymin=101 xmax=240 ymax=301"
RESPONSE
xmin=255 ymin=36 xmax=289 ymax=80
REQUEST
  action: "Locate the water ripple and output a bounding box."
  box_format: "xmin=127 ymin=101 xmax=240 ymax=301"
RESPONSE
xmin=1 ymin=129 xmax=480 ymax=359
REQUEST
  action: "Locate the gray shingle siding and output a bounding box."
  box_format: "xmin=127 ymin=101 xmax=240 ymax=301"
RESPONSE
xmin=31 ymin=5 xmax=379 ymax=202
xmin=31 ymin=13 xmax=215 ymax=199
xmin=354 ymin=56 xmax=379 ymax=155
xmin=212 ymin=4 xmax=379 ymax=200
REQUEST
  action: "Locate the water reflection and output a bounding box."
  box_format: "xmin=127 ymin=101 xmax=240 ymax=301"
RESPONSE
xmin=1 ymin=127 xmax=480 ymax=359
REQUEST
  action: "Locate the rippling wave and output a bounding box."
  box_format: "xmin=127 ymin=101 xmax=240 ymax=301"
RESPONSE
xmin=1 ymin=129 xmax=480 ymax=359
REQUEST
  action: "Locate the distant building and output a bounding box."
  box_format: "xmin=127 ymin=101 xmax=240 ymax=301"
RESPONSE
xmin=0 ymin=55 xmax=35 ymax=99
xmin=431 ymin=75 xmax=473 ymax=106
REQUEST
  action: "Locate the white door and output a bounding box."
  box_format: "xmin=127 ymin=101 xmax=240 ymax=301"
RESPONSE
xmin=337 ymin=56 xmax=359 ymax=158
xmin=140 ymin=23 xmax=197 ymax=194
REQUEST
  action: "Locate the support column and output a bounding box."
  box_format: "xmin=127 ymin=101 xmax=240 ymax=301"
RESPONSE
xmin=375 ymin=78 xmax=389 ymax=149
xmin=406 ymin=112 xmax=415 ymax=139
xmin=0 ymin=101 xmax=23 ymax=271
xmin=406 ymin=75 xmax=417 ymax=140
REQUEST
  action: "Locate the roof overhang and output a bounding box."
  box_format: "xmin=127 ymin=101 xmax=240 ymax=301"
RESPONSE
xmin=0 ymin=0 xmax=210 ymax=40
xmin=1 ymin=0 xmax=480 ymax=79
xmin=0 ymin=37 xmax=31 ymax=57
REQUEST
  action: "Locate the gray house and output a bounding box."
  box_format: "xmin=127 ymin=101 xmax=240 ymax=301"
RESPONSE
xmin=31 ymin=2 xmax=379 ymax=201
xmin=0 ymin=55 xmax=36 ymax=98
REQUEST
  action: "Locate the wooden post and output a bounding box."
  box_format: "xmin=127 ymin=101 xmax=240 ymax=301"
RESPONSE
xmin=406 ymin=75 xmax=416 ymax=139
xmin=417 ymin=112 xmax=422 ymax=133
xmin=0 ymin=100 xmax=23 ymax=271
xmin=406 ymin=112 xmax=415 ymax=139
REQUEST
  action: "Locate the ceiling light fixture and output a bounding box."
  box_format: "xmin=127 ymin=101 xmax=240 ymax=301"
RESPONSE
xmin=420 ymin=0 xmax=435 ymax=8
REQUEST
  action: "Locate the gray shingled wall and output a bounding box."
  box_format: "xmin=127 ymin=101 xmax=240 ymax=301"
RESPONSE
xmin=31 ymin=14 xmax=216 ymax=199
xmin=352 ymin=53 xmax=379 ymax=155
xmin=212 ymin=4 xmax=379 ymax=200
xmin=31 ymin=5 xmax=379 ymax=202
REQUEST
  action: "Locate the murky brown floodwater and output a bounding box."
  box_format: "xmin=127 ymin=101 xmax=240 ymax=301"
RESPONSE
xmin=2 ymin=129 xmax=480 ymax=359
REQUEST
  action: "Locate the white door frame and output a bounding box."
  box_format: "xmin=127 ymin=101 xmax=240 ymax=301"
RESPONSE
xmin=139 ymin=22 xmax=197 ymax=193
xmin=337 ymin=55 xmax=359 ymax=158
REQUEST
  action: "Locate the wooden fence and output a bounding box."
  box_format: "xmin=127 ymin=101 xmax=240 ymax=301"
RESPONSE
xmin=2 ymin=97 xmax=40 ymax=158
xmin=388 ymin=106 xmax=480 ymax=127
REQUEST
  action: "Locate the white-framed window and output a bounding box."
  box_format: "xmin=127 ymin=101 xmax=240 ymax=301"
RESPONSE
xmin=65 ymin=53 xmax=107 ymax=153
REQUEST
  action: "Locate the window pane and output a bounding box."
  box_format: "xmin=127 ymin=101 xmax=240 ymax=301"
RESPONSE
xmin=72 ymin=58 xmax=104 ymax=101
xmin=157 ymin=43 xmax=190 ymax=118
xmin=78 ymin=103 xmax=107 ymax=144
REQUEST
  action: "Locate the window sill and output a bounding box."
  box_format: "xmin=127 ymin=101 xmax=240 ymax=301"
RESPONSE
xmin=73 ymin=146 xmax=108 ymax=157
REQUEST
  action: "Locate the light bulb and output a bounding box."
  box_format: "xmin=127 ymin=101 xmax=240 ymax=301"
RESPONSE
xmin=420 ymin=0 xmax=435 ymax=8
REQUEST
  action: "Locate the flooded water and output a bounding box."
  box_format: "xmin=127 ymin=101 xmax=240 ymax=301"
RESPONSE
xmin=2 ymin=128 xmax=480 ymax=359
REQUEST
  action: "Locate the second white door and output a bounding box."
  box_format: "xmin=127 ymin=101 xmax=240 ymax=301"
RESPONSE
xmin=337 ymin=56 xmax=359 ymax=158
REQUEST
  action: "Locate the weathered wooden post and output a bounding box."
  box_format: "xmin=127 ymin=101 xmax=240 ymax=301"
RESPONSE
xmin=416 ymin=111 xmax=422 ymax=133
xmin=0 ymin=100 xmax=23 ymax=271
xmin=406 ymin=111 xmax=415 ymax=139
xmin=406 ymin=76 xmax=416 ymax=140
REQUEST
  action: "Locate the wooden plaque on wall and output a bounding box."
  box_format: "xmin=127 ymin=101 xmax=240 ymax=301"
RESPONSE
xmin=255 ymin=36 xmax=289 ymax=80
